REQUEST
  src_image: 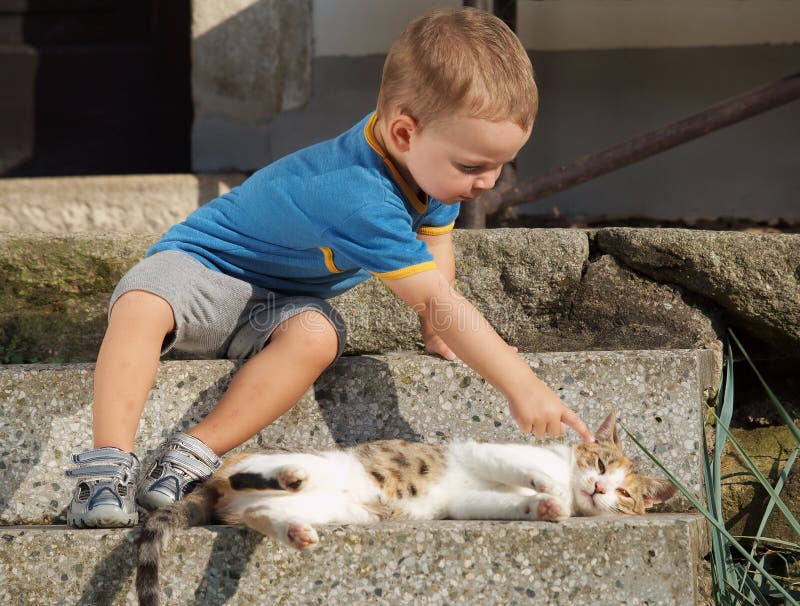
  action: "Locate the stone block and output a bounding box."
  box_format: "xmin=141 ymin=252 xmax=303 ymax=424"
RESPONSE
xmin=0 ymin=350 xmax=717 ymax=525
xmin=0 ymin=515 xmax=710 ymax=605
xmin=596 ymin=228 xmax=800 ymax=346
xmin=0 ymin=174 xmax=245 ymax=233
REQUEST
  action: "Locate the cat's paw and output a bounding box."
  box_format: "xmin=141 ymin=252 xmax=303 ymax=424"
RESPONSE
xmin=536 ymin=497 xmax=566 ymax=522
xmin=277 ymin=466 xmax=308 ymax=492
xmin=286 ymin=523 xmax=319 ymax=551
xmin=530 ymin=476 xmax=567 ymax=501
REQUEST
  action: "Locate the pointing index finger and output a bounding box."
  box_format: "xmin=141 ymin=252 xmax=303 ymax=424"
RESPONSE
xmin=562 ymin=408 xmax=595 ymax=443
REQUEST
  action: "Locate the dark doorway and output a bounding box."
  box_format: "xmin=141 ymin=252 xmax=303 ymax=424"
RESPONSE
xmin=0 ymin=0 xmax=191 ymax=176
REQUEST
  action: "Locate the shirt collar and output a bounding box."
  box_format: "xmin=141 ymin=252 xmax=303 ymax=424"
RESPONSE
xmin=363 ymin=112 xmax=428 ymax=214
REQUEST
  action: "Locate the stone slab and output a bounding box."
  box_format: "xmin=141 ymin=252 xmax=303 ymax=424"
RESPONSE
xmin=0 ymin=515 xmax=710 ymax=606
xmin=0 ymin=229 xmax=722 ymax=363
xmin=0 ymin=174 xmax=246 ymax=233
xmin=597 ymin=227 xmax=800 ymax=346
xmin=0 ymin=350 xmax=717 ymax=525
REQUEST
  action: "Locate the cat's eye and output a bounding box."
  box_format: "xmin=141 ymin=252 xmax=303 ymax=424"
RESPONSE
xmin=596 ymin=458 xmax=605 ymax=474
xmin=617 ymin=488 xmax=631 ymax=498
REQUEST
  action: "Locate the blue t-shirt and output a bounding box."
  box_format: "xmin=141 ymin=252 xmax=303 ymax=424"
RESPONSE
xmin=148 ymin=112 xmax=460 ymax=299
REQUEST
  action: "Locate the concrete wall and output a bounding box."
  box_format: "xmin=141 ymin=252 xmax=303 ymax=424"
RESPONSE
xmin=194 ymin=0 xmax=800 ymax=220
xmin=313 ymin=0 xmax=800 ymax=55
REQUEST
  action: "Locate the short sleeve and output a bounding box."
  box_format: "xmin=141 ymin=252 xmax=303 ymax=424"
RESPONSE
xmin=418 ymin=200 xmax=461 ymax=236
xmin=322 ymin=201 xmax=437 ymax=280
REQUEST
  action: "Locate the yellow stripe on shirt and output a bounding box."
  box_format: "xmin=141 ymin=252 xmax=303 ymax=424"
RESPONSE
xmin=363 ymin=113 xmax=428 ymax=214
xmin=417 ymin=221 xmax=456 ymax=236
xmin=320 ymin=247 xmax=343 ymax=273
xmin=369 ymin=261 xmax=437 ymax=281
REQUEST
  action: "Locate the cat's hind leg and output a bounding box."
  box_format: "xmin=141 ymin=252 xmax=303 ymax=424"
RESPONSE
xmin=242 ymin=505 xmax=319 ymax=551
xmin=228 ymin=453 xmax=332 ymax=494
xmin=241 ymin=492 xmax=377 ymax=551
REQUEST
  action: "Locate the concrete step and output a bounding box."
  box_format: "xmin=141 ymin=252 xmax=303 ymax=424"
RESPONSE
xmin=0 ymin=515 xmax=710 ymax=605
xmin=0 ymin=174 xmax=246 ymax=234
xmin=0 ymin=230 xmax=723 ymax=363
xmin=0 ymin=350 xmax=717 ymax=525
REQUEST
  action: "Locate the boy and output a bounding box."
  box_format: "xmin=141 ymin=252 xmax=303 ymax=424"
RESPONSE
xmin=65 ymin=7 xmax=593 ymax=528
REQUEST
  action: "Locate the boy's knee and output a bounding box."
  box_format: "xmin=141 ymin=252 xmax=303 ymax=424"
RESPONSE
xmin=110 ymin=290 xmax=175 ymax=333
xmin=272 ymin=311 xmax=340 ymax=365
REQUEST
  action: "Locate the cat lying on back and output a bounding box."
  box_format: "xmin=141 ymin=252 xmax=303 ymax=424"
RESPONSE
xmin=136 ymin=411 xmax=676 ymax=605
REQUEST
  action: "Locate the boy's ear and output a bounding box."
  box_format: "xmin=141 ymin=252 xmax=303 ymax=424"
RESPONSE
xmin=387 ymin=114 xmax=418 ymax=152
xmin=595 ymin=410 xmax=619 ymax=447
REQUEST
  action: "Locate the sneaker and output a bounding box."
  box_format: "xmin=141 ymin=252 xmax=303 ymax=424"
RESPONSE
xmin=65 ymin=447 xmax=140 ymax=528
xmin=136 ymin=432 xmax=221 ymax=510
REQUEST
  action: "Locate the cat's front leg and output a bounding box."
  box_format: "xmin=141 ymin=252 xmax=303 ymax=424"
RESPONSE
xmin=529 ymin=495 xmax=568 ymax=522
xmin=242 ymin=505 xmax=319 ymax=551
xmin=448 ymin=490 xmax=569 ymax=521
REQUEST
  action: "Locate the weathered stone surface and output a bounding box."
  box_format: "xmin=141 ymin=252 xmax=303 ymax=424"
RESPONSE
xmin=0 ymin=233 xmax=155 ymax=363
xmin=192 ymin=0 xmax=312 ymax=171
xmin=0 ymin=516 xmax=709 ymax=606
xmin=596 ymin=228 xmax=800 ymax=345
xmin=0 ymin=350 xmax=716 ymax=525
xmin=1 ymin=230 xmax=726 ymax=363
xmin=721 ymin=424 xmax=799 ymax=540
xmin=0 ymin=174 xmax=245 ymax=233
xmin=561 ymin=254 xmax=721 ymax=353
xmin=338 ymin=229 xmax=589 ymax=353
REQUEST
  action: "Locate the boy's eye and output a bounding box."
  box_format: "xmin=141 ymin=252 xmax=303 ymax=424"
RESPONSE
xmin=597 ymin=458 xmax=605 ymax=474
xmin=458 ymin=164 xmax=482 ymax=174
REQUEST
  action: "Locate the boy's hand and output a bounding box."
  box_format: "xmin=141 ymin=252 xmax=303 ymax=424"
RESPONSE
xmin=508 ymin=379 xmax=595 ymax=443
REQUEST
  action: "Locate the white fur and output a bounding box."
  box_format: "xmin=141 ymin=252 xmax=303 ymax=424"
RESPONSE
xmin=227 ymin=441 xmax=607 ymax=550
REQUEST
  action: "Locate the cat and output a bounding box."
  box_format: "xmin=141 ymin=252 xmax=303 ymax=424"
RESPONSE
xmin=135 ymin=411 xmax=676 ymax=605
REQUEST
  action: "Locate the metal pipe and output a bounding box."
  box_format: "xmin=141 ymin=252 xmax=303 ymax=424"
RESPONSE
xmin=470 ymin=71 xmax=800 ymax=222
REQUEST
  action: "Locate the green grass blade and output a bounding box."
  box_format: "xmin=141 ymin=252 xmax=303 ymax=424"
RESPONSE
xmin=703 ymin=406 xmax=731 ymax=601
xmin=736 ymin=572 xmax=772 ymax=606
xmin=729 ymin=329 xmax=800 ymax=445
xmin=702 ymin=427 xmax=731 ymax=602
xmin=741 ymin=446 xmax=799 ymax=587
xmin=714 ymin=414 xmax=800 ymax=536
xmin=734 ymin=536 xmax=800 ymax=551
xmin=619 ymin=421 xmax=799 ymax=605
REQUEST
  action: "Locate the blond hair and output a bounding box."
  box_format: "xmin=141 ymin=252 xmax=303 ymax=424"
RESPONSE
xmin=377 ymin=8 xmax=537 ymax=131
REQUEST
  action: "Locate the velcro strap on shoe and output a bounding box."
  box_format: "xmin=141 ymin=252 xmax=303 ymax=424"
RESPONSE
xmin=66 ymin=447 xmax=138 ymax=480
xmin=160 ymin=450 xmax=217 ymax=481
xmin=65 ymin=464 xmax=128 ymax=480
xmin=170 ymin=433 xmax=221 ymax=470
xmin=71 ymin=446 xmax=133 ymax=465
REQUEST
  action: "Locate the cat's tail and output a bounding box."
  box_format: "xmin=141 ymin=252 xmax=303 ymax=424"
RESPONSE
xmin=135 ymin=487 xmax=216 ymax=606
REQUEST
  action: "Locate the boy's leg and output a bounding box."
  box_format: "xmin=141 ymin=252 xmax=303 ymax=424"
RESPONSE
xmin=137 ymin=309 xmax=339 ymax=509
xmin=66 ymin=289 xmax=174 ymax=528
xmin=93 ymin=290 xmax=175 ymax=452
xmin=187 ymin=310 xmax=339 ymax=455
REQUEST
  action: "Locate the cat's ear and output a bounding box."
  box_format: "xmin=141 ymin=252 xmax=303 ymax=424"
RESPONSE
xmin=595 ymin=410 xmax=620 ymax=447
xmin=641 ymin=477 xmax=677 ymax=508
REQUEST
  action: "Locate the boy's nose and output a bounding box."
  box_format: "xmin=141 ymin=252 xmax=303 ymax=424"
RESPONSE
xmin=474 ymin=166 xmax=503 ymax=191
xmin=474 ymin=175 xmax=496 ymax=191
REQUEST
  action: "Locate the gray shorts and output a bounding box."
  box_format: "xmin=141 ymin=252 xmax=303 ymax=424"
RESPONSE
xmin=110 ymin=250 xmax=347 ymax=360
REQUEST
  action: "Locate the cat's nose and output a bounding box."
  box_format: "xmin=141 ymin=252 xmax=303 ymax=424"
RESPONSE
xmin=593 ymin=482 xmax=606 ymax=495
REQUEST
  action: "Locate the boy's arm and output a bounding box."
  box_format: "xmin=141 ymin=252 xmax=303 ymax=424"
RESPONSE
xmin=381 ymin=268 xmax=594 ymax=442
xmin=416 ymin=232 xmax=457 ymax=360
xmin=417 ymin=232 xmax=518 ymax=361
